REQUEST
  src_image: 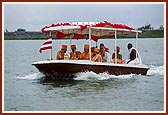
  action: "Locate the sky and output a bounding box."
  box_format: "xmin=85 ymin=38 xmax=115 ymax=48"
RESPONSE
xmin=3 ymin=3 xmax=165 ymax=32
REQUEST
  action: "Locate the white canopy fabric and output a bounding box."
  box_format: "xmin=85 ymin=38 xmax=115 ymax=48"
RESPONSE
xmin=41 ymin=21 xmax=141 ymax=41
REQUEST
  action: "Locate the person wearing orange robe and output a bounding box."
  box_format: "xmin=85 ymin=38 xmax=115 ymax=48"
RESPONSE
xmin=79 ymin=44 xmax=90 ymax=60
xmin=56 ymin=44 xmax=68 ymax=60
xmin=91 ymin=48 xmax=102 ymax=62
xmin=91 ymin=47 xmax=96 ymax=58
xmin=69 ymin=45 xmax=81 ymax=60
xmin=112 ymin=46 xmax=124 ymax=64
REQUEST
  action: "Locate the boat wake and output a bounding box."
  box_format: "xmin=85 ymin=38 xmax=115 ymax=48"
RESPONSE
xmin=74 ymin=65 xmax=164 ymax=81
xmin=147 ymin=65 xmax=164 ymax=76
xmin=15 ymin=65 xmax=164 ymax=81
xmin=15 ymin=72 xmax=44 ymax=80
xmin=74 ymin=71 xmax=135 ymax=81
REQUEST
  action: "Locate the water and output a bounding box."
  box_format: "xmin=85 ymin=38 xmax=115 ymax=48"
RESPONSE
xmin=4 ymin=38 xmax=165 ymax=112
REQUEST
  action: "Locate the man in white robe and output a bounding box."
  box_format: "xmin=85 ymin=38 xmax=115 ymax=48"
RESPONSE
xmin=126 ymin=43 xmax=142 ymax=65
xmin=99 ymin=43 xmax=112 ymax=63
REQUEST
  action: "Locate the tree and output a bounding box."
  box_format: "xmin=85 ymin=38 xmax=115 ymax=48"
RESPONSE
xmin=17 ymin=28 xmax=26 ymax=32
xmin=6 ymin=29 xmax=8 ymax=32
xmin=138 ymin=23 xmax=153 ymax=31
xmin=159 ymin=25 xmax=164 ymax=30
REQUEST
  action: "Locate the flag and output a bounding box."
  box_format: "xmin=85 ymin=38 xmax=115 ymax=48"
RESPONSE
xmin=39 ymin=36 xmax=52 ymax=53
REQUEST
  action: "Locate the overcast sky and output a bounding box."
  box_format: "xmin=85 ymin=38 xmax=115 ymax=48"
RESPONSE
xmin=4 ymin=3 xmax=165 ymax=32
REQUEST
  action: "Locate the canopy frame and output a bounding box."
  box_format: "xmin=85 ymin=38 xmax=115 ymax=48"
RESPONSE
xmin=43 ymin=22 xmax=141 ymax=62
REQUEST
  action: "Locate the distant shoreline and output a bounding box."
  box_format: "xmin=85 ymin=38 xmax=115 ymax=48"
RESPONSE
xmin=4 ymin=30 xmax=164 ymax=40
xmin=3 ymin=37 xmax=164 ymax=40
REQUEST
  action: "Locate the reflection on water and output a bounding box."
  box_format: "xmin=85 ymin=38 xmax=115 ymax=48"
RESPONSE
xmin=39 ymin=78 xmax=83 ymax=87
xmin=38 ymin=74 xmax=138 ymax=97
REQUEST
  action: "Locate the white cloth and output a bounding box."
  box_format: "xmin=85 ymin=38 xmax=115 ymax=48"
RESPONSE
xmin=127 ymin=47 xmax=142 ymax=65
xmin=64 ymin=53 xmax=70 ymax=60
xmin=102 ymin=52 xmax=112 ymax=63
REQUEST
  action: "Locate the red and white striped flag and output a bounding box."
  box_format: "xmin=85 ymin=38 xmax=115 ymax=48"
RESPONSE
xmin=39 ymin=36 xmax=52 ymax=53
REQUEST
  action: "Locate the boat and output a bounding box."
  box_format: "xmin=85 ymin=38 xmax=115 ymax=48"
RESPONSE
xmin=32 ymin=21 xmax=149 ymax=80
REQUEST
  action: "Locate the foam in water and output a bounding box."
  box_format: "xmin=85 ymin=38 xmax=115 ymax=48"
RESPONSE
xmin=15 ymin=65 xmax=163 ymax=81
xmin=74 ymin=65 xmax=164 ymax=81
xmin=15 ymin=72 xmax=44 ymax=80
xmin=147 ymin=65 xmax=164 ymax=76
xmin=74 ymin=71 xmax=134 ymax=81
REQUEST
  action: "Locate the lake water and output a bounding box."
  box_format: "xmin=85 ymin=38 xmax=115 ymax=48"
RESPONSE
xmin=3 ymin=38 xmax=165 ymax=112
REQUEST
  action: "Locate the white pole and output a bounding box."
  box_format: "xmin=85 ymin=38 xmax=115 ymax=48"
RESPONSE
xmin=49 ymin=31 xmax=52 ymax=60
xmin=50 ymin=48 xmax=53 ymax=60
xmin=70 ymin=36 xmax=72 ymax=45
xmin=136 ymin=32 xmax=138 ymax=59
xmin=70 ymin=34 xmax=73 ymax=53
xmin=89 ymin=27 xmax=92 ymax=61
xmin=115 ymin=30 xmax=117 ymax=64
xmin=96 ymin=41 xmax=98 ymax=48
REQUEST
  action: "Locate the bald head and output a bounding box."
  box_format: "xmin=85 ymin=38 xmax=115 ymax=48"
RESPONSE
xmin=127 ymin=43 xmax=132 ymax=50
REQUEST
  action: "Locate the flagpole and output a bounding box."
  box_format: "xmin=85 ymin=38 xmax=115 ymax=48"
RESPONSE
xmin=49 ymin=31 xmax=53 ymax=60
xmin=50 ymin=48 xmax=52 ymax=60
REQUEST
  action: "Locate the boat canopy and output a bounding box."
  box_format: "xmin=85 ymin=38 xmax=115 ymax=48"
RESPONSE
xmin=41 ymin=21 xmax=142 ymax=42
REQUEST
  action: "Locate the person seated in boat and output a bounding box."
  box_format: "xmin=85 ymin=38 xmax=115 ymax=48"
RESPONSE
xmin=91 ymin=48 xmax=102 ymax=62
xmin=56 ymin=44 xmax=70 ymax=60
xmin=126 ymin=43 xmax=142 ymax=65
xmin=99 ymin=43 xmax=112 ymax=63
xmin=112 ymin=46 xmax=124 ymax=64
xmin=105 ymin=47 xmax=109 ymax=53
xmin=69 ymin=45 xmax=81 ymax=60
xmin=79 ymin=44 xmax=90 ymax=60
xmin=91 ymin=47 xmax=96 ymax=58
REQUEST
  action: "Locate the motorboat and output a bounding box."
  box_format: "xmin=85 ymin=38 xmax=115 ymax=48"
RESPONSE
xmin=32 ymin=21 xmax=149 ymax=80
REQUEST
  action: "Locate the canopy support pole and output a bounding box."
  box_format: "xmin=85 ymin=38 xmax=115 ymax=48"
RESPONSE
xmin=114 ymin=30 xmax=117 ymax=64
xmin=70 ymin=36 xmax=72 ymax=45
xmin=136 ymin=32 xmax=138 ymax=59
xmin=69 ymin=34 xmax=73 ymax=53
xmin=96 ymin=41 xmax=98 ymax=48
xmin=49 ymin=31 xmax=53 ymax=60
xmin=89 ymin=27 xmax=92 ymax=61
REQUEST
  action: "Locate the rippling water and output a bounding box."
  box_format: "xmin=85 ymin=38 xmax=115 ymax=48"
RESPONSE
xmin=4 ymin=38 xmax=165 ymax=112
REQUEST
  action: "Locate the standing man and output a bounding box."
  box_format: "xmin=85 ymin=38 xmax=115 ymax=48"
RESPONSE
xmin=126 ymin=43 xmax=142 ymax=65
